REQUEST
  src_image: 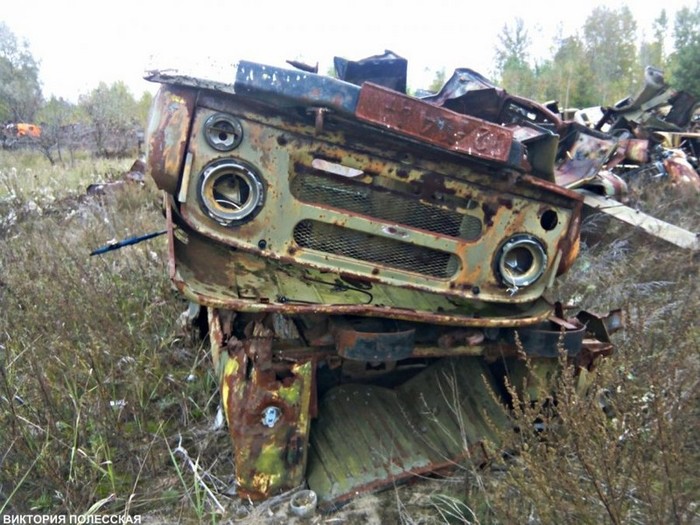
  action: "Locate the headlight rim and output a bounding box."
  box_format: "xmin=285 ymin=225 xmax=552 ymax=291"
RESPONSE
xmin=203 ymin=112 xmax=244 ymax=152
xmin=495 ymin=233 xmax=548 ymax=289
xmin=197 ymin=158 xmax=265 ymax=226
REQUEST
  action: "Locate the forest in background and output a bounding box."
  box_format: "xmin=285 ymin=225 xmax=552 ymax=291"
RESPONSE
xmin=2 ymin=4 xmax=700 ymax=163
xmin=482 ymin=4 xmax=700 ymax=110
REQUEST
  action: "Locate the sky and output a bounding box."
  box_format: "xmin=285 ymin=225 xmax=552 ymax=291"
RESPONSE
xmin=1 ymin=0 xmax=697 ymax=102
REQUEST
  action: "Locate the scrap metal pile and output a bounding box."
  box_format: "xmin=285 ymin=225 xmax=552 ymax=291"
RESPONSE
xmin=421 ymin=61 xmax=700 ymax=250
xmin=1 ymin=122 xmax=42 ymax=149
xmin=143 ymin=52 xmax=695 ymax=511
xmin=570 ymin=65 xmax=700 ymax=195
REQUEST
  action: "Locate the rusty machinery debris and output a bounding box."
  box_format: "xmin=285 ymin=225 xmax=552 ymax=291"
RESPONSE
xmin=141 ymin=51 xmax=696 ymax=510
xmin=1 ymin=122 xmax=42 ymax=149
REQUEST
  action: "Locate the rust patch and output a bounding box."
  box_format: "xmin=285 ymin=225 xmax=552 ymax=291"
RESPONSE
xmin=333 ymin=321 xmax=416 ymax=361
xmin=223 ymin=321 xmax=314 ymax=500
xmin=481 ymin=201 xmax=499 ymax=227
xmin=146 ymin=86 xmax=196 ymax=195
xmin=356 ymin=83 xmax=515 ymax=165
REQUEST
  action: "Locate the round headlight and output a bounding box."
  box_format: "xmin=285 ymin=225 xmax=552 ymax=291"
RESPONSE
xmin=496 ymin=234 xmax=547 ymax=289
xmin=203 ymin=113 xmax=243 ymax=151
xmin=197 ymin=159 xmax=264 ymax=226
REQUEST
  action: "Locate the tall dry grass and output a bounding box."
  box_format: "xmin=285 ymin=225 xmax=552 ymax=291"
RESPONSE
xmin=394 ymin=187 xmax=700 ymax=524
xmin=0 ymin=151 xmax=227 ymax=520
xmin=0 ymin=150 xmax=697 ymax=524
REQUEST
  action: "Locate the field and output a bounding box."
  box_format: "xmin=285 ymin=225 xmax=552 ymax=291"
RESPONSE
xmin=0 ymin=150 xmax=698 ymax=524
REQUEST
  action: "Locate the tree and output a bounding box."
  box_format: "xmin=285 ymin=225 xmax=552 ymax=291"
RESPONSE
xmin=537 ymin=34 xmax=597 ymax=110
xmin=79 ymin=81 xmax=141 ymax=157
xmin=136 ymin=91 xmax=153 ymax=129
xmin=0 ymin=22 xmax=42 ymax=123
xmin=582 ymin=6 xmax=639 ymax=104
xmin=668 ymin=3 xmax=700 ymax=97
xmin=494 ymin=18 xmax=536 ymax=97
xmin=639 ymin=10 xmax=668 ymax=71
xmin=426 ymin=68 xmax=447 ymax=94
xmin=35 ymin=96 xmax=84 ymax=165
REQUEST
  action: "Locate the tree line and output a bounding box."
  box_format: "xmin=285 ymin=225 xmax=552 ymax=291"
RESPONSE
xmin=0 ymin=21 xmax=152 ymax=164
xmin=489 ymin=4 xmax=700 ymax=110
xmin=3 ymin=4 xmax=700 ymax=165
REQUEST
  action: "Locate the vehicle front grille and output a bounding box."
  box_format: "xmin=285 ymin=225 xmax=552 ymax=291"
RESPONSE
xmin=290 ymin=172 xmax=482 ymax=241
xmin=293 ymin=220 xmax=459 ymax=278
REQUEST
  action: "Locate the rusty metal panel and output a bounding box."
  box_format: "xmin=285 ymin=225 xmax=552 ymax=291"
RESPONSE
xmin=306 ymin=357 xmax=509 ymax=510
xmin=582 ymin=170 xmax=628 ymax=198
xmin=334 ymin=327 xmax=416 ymax=361
xmin=145 ymin=71 xmax=584 ymax=314
xmin=555 ymin=127 xmax=619 ymax=188
xmin=662 ymin=152 xmax=700 ymax=191
xmin=334 ymin=50 xmax=407 ymax=92
xmin=169 ymin=223 xmax=560 ymax=328
xmin=421 ymin=68 xmax=562 ymax=131
xmin=356 ymin=83 xmax=521 ymax=168
xmin=146 ymin=85 xmax=196 ymax=195
xmin=579 ymin=189 xmax=700 ymax=251
xmin=234 ymin=60 xmax=360 ymax=115
xmin=221 ymin=323 xmax=314 ymax=500
xmin=623 ymin=138 xmax=650 ymax=163
xmin=176 ymin=104 xmax=576 ymax=307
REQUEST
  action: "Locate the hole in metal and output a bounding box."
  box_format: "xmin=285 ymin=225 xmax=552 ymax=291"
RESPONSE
xmin=540 ymin=209 xmax=558 ymax=231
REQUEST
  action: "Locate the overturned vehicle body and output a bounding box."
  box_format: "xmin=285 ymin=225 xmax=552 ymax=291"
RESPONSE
xmin=144 ymin=54 xmax=624 ymax=509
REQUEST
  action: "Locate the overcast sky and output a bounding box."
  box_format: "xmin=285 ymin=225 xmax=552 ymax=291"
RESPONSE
xmin=2 ymin=0 xmax=696 ymax=102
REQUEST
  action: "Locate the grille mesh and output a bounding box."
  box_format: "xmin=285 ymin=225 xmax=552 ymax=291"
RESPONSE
xmin=290 ymin=172 xmax=481 ymax=240
xmin=293 ymin=220 xmax=459 ymax=278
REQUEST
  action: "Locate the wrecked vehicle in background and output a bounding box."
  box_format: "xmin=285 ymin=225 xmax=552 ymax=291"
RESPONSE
xmin=572 ymin=65 xmax=700 ymax=194
xmin=143 ymin=51 xmax=700 ymax=510
xmin=418 ymin=63 xmax=700 ymax=250
xmin=1 ymin=122 xmax=42 ymax=149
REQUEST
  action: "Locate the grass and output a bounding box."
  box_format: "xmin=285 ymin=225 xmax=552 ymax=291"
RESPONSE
xmin=389 ymin=186 xmax=700 ymax=525
xmin=0 ymin=149 xmax=698 ymax=524
xmin=0 ymin=150 xmax=225 ymax=520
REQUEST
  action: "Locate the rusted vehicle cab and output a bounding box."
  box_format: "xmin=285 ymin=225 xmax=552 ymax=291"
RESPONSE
xmin=145 ymin=58 xmax=614 ymax=509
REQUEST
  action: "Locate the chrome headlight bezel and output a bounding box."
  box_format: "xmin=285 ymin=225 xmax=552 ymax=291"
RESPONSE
xmin=495 ymin=234 xmax=548 ymax=289
xmin=197 ymin=159 xmax=265 ymax=226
